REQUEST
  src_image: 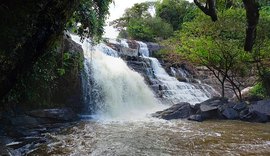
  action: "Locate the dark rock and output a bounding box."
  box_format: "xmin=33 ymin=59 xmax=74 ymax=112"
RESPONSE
xmin=239 ymin=108 xmax=250 ymax=120
xmin=233 ymin=102 xmax=247 ymax=111
xmin=52 ymin=35 xmax=84 ymax=113
xmin=9 ymin=116 xmax=39 ymax=127
xmin=127 ymin=40 xmax=139 ymax=49
xmin=191 ymin=103 xmax=201 ymax=113
xmin=218 ymin=102 xmax=236 ymax=112
xmin=188 ymin=115 xmax=204 ymax=122
xmin=240 ymin=111 xmax=268 ymax=123
xmin=63 ymin=34 xmax=83 ymax=56
xmin=145 ymin=42 xmax=162 ymax=56
xmin=249 ymin=100 xmax=270 ymax=116
xmin=199 ymin=97 xmax=228 ymax=112
xmin=27 ymin=108 xmax=78 ymax=122
xmin=0 ymin=143 xmax=12 ymax=156
xmin=0 ymin=136 xmax=13 ymax=145
xmin=222 ymin=108 xmax=239 ymax=119
xmin=152 ymin=102 xmax=192 ymax=120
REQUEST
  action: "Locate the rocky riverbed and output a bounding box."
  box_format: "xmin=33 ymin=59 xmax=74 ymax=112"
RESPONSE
xmin=153 ymin=97 xmax=270 ymax=123
xmin=0 ymin=108 xmax=77 ymax=155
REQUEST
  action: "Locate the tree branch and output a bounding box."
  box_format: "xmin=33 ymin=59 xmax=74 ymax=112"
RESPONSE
xmin=194 ymin=0 xmax=217 ymax=21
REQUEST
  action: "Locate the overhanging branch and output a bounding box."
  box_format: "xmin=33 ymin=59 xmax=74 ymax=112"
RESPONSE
xmin=194 ymin=0 xmax=217 ymax=21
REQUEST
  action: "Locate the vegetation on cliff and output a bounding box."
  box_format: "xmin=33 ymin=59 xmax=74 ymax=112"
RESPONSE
xmin=0 ymin=0 xmax=112 ymax=108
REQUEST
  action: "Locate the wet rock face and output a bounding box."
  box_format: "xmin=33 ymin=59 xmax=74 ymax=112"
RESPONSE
xmin=153 ymin=97 xmax=270 ymax=123
xmin=0 ymin=107 xmax=77 ymax=155
xmin=0 ymin=0 xmax=79 ymax=102
xmin=52 ymin=34 xmax=84 ymax=113
xmin=27 ymin=108 xmax=78 ymax=122
xmin=249 ymin=100 xmax=270 ymax=116
xmin=123 ymin=56 xmax=159 ymax=87
xmin=145 ymin=42 xmax=162 ymax=57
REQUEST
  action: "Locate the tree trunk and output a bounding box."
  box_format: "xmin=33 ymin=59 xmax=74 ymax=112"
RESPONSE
xmin=221 ymin=82 xmax=225 ymax=98
xmin=243 ymin=0 xmax=260 ymax=51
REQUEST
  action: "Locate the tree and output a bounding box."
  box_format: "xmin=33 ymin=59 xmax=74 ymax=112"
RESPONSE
xmin=164 ymin=9 xmax=254 ymax=101
xmin=193 ymin=0 xmax=263 ymax=51
xmin=110 ymin=2 xmax=173 ymax=41
xmin=110 ymin=2 xmax=152 ymax=32
xmin=251 ymin=7 xmax=270 ymax=96
xmin=156 ymin=0 xmax=196 ymax=30
xmin=66 ymin=0 xmax=112 ymax=41
xmin=0 ymin=0 xmax=112 ymax=102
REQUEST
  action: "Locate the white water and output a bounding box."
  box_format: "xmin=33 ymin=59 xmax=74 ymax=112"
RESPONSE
xmin=149 ymin=57 xmax=210 ymax=104
xmin=136 ymin=41 xmax=149 ymax=57
xmin=120 ymin=39 xmax=129 ymax=48
xmin=71 ymin=34 xmax=165 ymax=121
xmin=132 ymin=38 xmax=212 ymax=104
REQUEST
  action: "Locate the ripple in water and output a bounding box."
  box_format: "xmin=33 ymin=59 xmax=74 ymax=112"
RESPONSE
xmin=30 ymin=120 xmax=270 ymax=156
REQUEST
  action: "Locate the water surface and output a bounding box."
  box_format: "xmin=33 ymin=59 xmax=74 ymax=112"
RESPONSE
xmin=31 ymin=119 xmax=270 ymax=156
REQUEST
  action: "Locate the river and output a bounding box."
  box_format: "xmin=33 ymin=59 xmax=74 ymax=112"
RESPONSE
xmin=31 ymin=119 xmax=270 ymax=155
xmin=32 ymin=35 xmax=269 ymax=156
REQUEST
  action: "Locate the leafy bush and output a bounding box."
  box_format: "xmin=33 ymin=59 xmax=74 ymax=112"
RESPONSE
xmin=250 ymin=83 xmax=268 ymax=99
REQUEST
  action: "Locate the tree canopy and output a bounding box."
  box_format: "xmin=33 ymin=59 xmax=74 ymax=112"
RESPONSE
xmin=160 ymin=2 xmax=270 ymax=100
xmin=110 ymin=2 xmax=174 ymax=41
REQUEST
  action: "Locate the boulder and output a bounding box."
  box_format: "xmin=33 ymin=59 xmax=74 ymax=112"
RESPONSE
xmin=0 ymin=143 xmax=12 ymax=156
xmin=152 ymin=102 xmax=192 ymax=120
xmin=199 ymin=97 xmax=228 ymax=112
xmin=222 ymin=108 xmax=239 ymax=119
xmin=145 ymin=42 xmax=162 ymax=56
xmin=188 ymin=115 xmax=204 ymax=122
xmin=240 ymin=110 xmax=268 ymax=123
xmin=9 ymin=116 xmax=39 ymax=127
xmin=233 ymin=102 xmax=247 ymax=111
xmin=249 ymin=100 xmax=270 ymax=116
xmin=27 ymin=108 xmax=78 ymax=122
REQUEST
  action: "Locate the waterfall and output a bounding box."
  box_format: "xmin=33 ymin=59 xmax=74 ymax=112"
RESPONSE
xmin=148 ymin=57 xmax=210 ymax=104
xmin=132 ymin=39 xmax=212 ymax=104
xmin=120 ymin=39 xmax=129 ymax=48
xmin=136 ymin=41 xmax=149 ymax=57
xmin=71 ymin=34 xmax=164 ymax=120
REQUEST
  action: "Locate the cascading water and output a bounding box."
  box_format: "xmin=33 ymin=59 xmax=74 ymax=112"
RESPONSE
xmin=148 ymin=57 xmax=210 ymax=104
xmin=133 ymin=40 xmax=212 ymax=104
xmin=137 ymin=41 xmax=149 ymax=57
xmin=71 ymin=34 xmax=164 ymax=120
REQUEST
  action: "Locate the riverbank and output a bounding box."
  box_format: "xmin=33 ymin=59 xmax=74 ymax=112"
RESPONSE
xmin=0 ymin=108 xmax=78 ymax=155
xmin=153 ymin=97 xmax=270 ymax=123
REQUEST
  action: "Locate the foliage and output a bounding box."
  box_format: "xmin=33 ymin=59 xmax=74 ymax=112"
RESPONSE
xmin=110 ymin=2 xmax=152 ymax=31
xmin=251 ymin=8 xmax=270 ymax=96
xmin=156 ymin=0 xmax=196 ymax=30
xmin=0 ymin=0 xmax=111 ymax=104
xmin=3 ymin=40 xmax=83 ymax=109
xmin=126 ymin=17 xmax=173 ymax=41
xmin=250 ymin=83 xmax=268 ymax=99
xmin=161 ymin=8 xmax=255 ymax=100
xmin=66 ymin=0 xmax=112 ymax=42
xmin=110 ymin=2 xmax=173 ymax=41
xmin=127 ymin=18 xmax=155 ymax=41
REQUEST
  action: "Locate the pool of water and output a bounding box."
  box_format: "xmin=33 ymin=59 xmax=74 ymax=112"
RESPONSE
xmin=29 ymin=119 xmax=270 ymax=156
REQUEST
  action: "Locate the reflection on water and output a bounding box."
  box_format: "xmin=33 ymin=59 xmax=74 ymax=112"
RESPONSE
xmin=31 ymin=119 xmax=270 ymax=156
